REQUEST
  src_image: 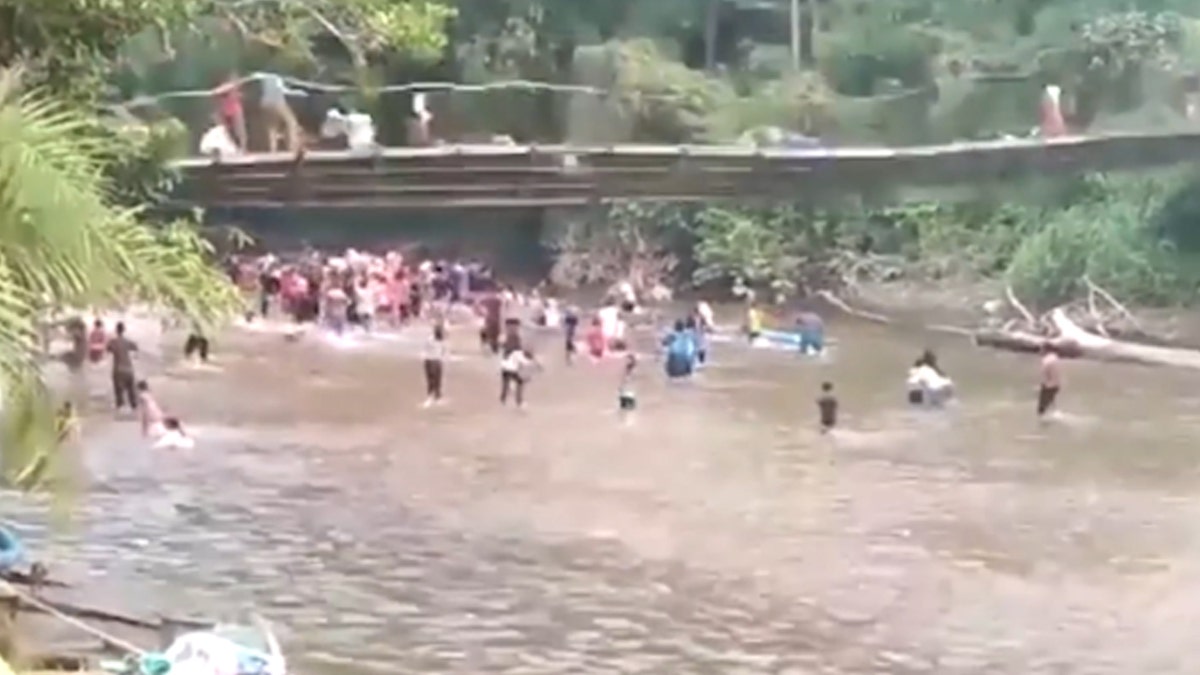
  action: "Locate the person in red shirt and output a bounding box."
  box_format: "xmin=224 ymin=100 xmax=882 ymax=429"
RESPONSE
xmin=213 ymin=71 xmax=246 ymax=151
xmin=87 ymin=319 xmax=107 ymax=364
xmin=585 ymin=317 xmax=606 ymax=360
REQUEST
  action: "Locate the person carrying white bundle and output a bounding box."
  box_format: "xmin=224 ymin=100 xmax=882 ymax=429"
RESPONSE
xmin=906 ymin=349 xmax=954 ymax=407
xmin=321 ymin=107 xmax=377 ymax=154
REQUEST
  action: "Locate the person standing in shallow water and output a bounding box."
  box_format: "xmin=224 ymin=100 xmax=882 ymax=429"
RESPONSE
xmin=422 ymin=324 xmax=447 ymax=408
xmin=618 ymin=352 xmax=638 ymax=422
xmin=499 ymin=345 xmax=535 ymax=408
xmin=1038 ymin=341 xmax=1062 ymax=419
xmin=817 ymin=381 xmax=838 ymax=433
xmin=563 ymin=305 xmax=579 ymax=364
xmin=106 ymin=322 xmax=138 ymax=412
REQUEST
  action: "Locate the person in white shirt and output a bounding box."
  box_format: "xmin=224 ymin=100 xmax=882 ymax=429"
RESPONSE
xmin=597 ymin=303 xmax=620 ymax=347
xmin=696 ymin=301 xmax=715 ymax=332
xmin=499 ymin=345 xmax=536 ymax=408
xmin=422 ymin=324 xmax=448 ymax=408
xmin=906 ymin=350 xmax=953 ymax=407
xmin=355 ymin=278 xmax=376 ymax=332
xmin=616 ymin=281 xmax=637 ymax=313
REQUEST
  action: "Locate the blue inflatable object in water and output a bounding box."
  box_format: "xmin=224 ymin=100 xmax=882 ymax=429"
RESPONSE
xmin=0 ymin=526 xmax=24 ymax=571
xmin=757 ymin=329 xmax=828 ymax=354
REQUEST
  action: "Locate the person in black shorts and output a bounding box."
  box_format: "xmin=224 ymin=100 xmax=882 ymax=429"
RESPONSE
xmin=817 ymin=381 xmax=838 ymax=433
xmin=619 ymin=352 xmax=638 ymax=417
xmin=563 ymin=305 xmax=579 ymax=363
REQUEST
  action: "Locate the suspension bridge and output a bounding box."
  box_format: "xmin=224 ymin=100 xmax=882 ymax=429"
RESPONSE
xmin=169 ymin=131 xmax=1200 ymax=209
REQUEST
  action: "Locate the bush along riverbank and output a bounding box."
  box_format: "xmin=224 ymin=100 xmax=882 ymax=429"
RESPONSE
xmin=539 ymin=169 xmax=1200 ymax=364
xmin=544 ymin=170 xmax=1200 ymax=312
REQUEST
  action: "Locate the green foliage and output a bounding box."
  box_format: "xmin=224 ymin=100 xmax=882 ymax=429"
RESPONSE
xmin=611 ymin=40 xmax=732 ymax=143
xmin=0 ymin=71 xmax=242 ymax=486
xmin=1006 ymin=175 xmax=1200 ymax=305
xmin=0 ymin=0 xmax=455 ymax=102
xmin=820 ymin=25 xmax=934 ymax=97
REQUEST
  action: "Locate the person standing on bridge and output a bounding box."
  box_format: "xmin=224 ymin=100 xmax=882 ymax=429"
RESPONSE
xmin=213 ymin=71 xmax=247 ymax=151
xmin=256 ymin=72 xmax=304 ymax=153
xmin=1039 ymin=84 xmax=1067 ymax=138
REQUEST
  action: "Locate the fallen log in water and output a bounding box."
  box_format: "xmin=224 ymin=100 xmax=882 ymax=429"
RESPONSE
xmin=1 ymin=570 xmax=70 ymax=589
xmin=1049 ymin=308 xmax=1200 ymax=369
xmin=19 ymin=598 xmax=160 ymax=631
xmin=816 ymin=288 xmax=1200 ymax=366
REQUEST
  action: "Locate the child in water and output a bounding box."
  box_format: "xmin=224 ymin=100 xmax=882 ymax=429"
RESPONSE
xmin=817 ymin=381 xmax=838 ymax=433
xmin=619 ymin=352 xmax=638 ymax=419
xmin=137 ymin=380 xmax=165 ymax=437
xmin=154 ymin=418 xmax=194 ymax=449
xmin=55 ymin=401 xmax=80 ymax=445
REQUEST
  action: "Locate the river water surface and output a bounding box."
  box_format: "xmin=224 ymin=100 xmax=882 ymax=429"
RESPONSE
xmin=7 ymin=313 xmax=1200 ymax=674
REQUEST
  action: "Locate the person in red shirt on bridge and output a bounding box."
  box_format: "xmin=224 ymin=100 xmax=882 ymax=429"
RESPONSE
xmin=1040 ymin=84 xmax=1067 ymax=138
xmin=213 ymin=71 xmax=247 ymax=151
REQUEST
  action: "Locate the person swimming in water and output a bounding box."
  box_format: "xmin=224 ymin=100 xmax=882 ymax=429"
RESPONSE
xmin=153 ymin=417 xmax=194 ymax=449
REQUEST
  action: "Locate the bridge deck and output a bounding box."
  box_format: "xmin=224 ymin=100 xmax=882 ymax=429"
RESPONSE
xmin=170 ymin=132 xmax=1200 ymax=209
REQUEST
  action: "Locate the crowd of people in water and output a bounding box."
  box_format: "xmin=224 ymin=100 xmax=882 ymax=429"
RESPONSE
xmin=52 ymin=246 xmax=1068 ymax=448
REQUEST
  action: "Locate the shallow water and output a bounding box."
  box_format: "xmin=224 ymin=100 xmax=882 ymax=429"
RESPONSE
xmin=9 ymin=314 xmax=1200 ymax=673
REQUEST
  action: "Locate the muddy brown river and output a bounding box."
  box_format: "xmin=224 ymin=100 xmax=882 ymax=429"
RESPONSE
xmin=7 ymin=311 xmax=1200 ymax=674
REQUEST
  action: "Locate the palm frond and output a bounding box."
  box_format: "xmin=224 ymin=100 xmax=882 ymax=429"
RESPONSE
xmin=0 ymin=69 xmax=242 ymax=486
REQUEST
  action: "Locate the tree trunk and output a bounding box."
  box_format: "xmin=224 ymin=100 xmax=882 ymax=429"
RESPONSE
xmin=704 ymin=0 xmax=720 ymax=70
xmin=1048 ymin=309 xmax=1200 ymax=369
xmin=799 ymin=0 xmax=815 ymax=67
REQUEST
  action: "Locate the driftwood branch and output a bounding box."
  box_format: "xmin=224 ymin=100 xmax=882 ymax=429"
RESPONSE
xmin=1083 ymin=275 xmax=1143 ymax=332
xmin=815 ymin=290 xmax=890 ymax=324
xmin=1005 ymin=285 xmax=1036 ymax=327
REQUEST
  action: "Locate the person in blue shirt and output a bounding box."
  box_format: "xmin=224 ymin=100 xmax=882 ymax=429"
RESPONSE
xmin=796 ymin=311 xmax=825 ymax=356
xmin=662 ymin=320 xmax=696 ymax=379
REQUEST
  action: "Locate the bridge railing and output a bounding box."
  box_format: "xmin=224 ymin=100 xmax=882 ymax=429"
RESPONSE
xmin=170 ymin=132 xmax=1200 ymax=209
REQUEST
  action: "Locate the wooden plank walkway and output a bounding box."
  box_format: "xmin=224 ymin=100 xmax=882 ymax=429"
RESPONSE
xmin=171 ymin=132 xmax=1200 ymax=209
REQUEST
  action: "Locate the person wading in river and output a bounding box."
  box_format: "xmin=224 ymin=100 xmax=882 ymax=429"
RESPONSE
xmin=817 ymin=381 xmax=838 ymax=433
xmin=1038 ymin=341 xmax=1062 ymax=419
xmin=106 ymin=322 xmax=138 ymax=413
xmin=422 ymin=323 xmax=447 ymax=408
